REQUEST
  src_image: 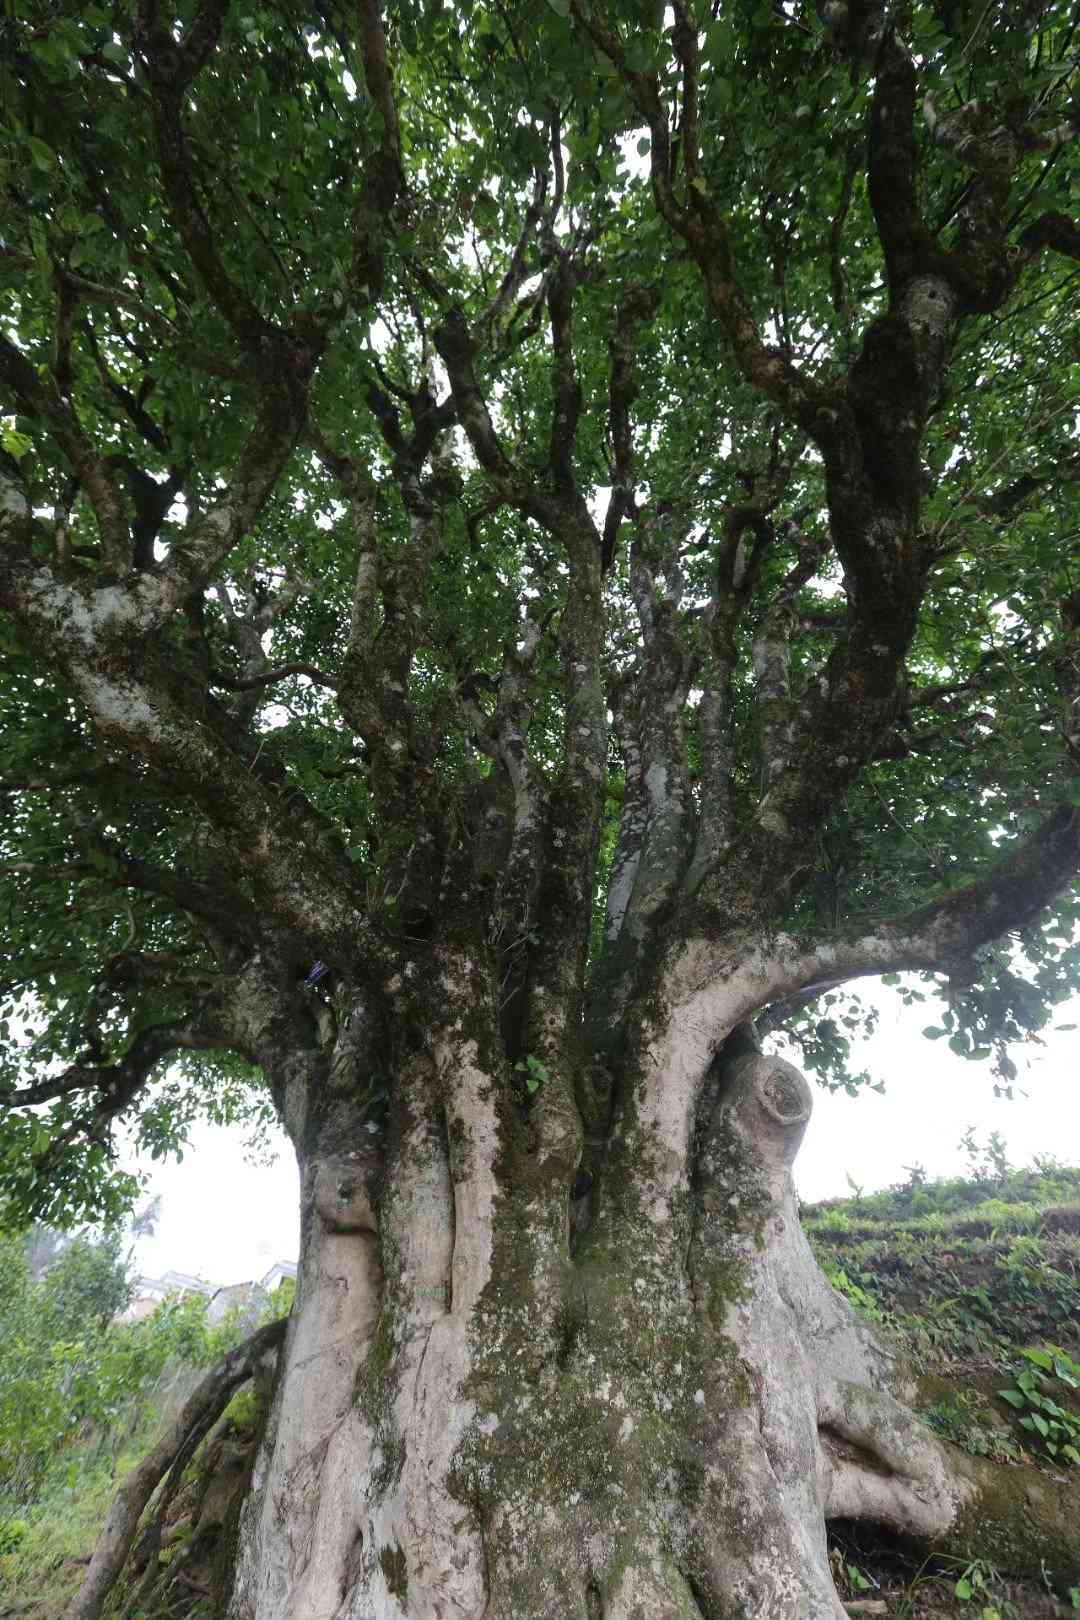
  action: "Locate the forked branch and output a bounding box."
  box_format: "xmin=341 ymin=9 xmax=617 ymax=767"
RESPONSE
xmin=569 ymin=2 xmax=825 ymax=431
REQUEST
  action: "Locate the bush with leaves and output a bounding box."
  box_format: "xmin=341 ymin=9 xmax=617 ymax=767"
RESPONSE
xmin=0 ymin=1224 xmax=254 ymax=1521
xmin=0 ymin=1227 xmax=130 ymax=1511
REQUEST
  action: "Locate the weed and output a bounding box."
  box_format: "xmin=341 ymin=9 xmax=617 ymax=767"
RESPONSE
xmin=997 ymin=1346 xmax=1080 ymax=1465
xmin=951 ymin=1556 xmax=1018 ymax=1619
xmin=514 ymin=1054 xmax=550 ymax=1095
xmin=923 ymin=1393 xmax=1021 ymax=1464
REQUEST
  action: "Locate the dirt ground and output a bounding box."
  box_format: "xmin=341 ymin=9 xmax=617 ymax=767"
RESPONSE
xmin=829 ymin=1526 xmax=1075 ymax=1618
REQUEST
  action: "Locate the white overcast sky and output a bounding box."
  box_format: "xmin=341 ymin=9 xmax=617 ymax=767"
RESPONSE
xmin=129 ymin=977 xmax=1080 ymax=1287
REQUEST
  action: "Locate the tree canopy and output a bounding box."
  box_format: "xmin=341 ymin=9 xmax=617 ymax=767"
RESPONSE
xmin=1 ymin=0 xmax=1079 ymax=1230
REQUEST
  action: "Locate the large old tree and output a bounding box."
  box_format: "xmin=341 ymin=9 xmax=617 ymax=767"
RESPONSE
xmin=2 ymin=0 xmax=1080 ymax=1614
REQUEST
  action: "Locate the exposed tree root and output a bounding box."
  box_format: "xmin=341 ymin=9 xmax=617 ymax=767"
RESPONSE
xmin=64 ymin=1317 xmax=285 ymax=1620
xmin=685 ymin=1051 xmax=1080 ymax=1617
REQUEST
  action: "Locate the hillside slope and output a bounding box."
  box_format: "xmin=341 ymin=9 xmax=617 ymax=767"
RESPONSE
xmin=804 ymin=1160 xmax=1080 ymax=1617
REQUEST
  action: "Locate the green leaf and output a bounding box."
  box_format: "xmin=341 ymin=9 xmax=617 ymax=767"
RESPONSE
xmin=27 ymin=137 xmax=57 ymax=173
xmin=1 ymin=426 xmax=33 ymax=461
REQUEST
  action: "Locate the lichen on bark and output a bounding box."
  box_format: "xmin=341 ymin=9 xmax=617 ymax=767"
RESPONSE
xmin=207 ymin=1034 xmax=1077 ymax=1620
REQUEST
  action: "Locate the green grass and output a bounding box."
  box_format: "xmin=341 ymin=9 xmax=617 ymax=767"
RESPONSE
xmin=804 ymin=1162 xmax=1080 ymax=1374
xmin=0 ymin=1434 xmax=152 ymax=1618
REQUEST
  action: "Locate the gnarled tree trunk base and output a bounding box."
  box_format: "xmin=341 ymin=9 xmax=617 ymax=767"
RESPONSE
xmin=68 ymin=1046 xmax=1079 ymax=1620
xmin=215 ymin=1050 xmax=1078 ymax=1620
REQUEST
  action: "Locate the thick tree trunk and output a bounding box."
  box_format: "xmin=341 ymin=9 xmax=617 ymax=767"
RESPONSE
xmin=217 ymin=1026 xmax=1072 ymax=1620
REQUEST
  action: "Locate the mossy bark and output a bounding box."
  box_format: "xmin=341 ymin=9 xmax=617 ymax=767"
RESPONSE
xmin=64 ymin=982 xmax=1079 ymax=1620
xmin=218 ymin=1020 xmax=1079 ymax=1620
xmin=945 ymin=1452 xmax=1080 ymax=1593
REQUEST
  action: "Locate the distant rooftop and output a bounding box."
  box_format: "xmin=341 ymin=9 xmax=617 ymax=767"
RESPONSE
xmin=129 ymin=1261 xmax=296 ymax=1308
xmin=132 ymin=1269 xmax=213 ymax=1298
xmin=259 ymin=1260 xmax=297 ymax=1290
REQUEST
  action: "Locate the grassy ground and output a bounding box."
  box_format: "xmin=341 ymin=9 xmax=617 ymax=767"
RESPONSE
xmin=1 ymin=1439 xmax=148 ymax=1618
xmin=0 ymin=1361 xmax=206 ymax=1620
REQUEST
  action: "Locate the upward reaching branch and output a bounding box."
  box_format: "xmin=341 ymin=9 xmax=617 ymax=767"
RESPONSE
xmin=867 ymin=34 xmax=932 ymax=288
xmin=0 ymin=334 xmax=129 ymax=571
xmin=134 ymin=0 xmax=283 ymax=356
xmin=571 ymin=2 xmax=827 ymax=432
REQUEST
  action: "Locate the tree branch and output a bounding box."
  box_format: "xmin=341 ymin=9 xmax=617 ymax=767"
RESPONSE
xmin=867 ymin=34 xmax=931 ymax=288
xmin=547 ymin=254 xmax=584 ymax=495
xmin=81 ymin=317 xmax=171 ymax=458
xmin=0 ymin=452 xmax=34 ymax=556
xmin=0 ymin=334 xmax=130 ymax=571
xmin=672 ymin=802 xmax=1080 ymax=1053
xmin=1018 ymin=209 xmax=1080 ymax=262
xmin=210 ymin=660 xmax=338 ymax=694
xmin=339 ymin=0 xmax=407 ymax=315
xmin=134 ymin=0 xmax=280 ymax=355
xmin=434 ymin=310 xmax=522 ymax=497
xmin=114 ymin=853 xmax=261 ymax=947
xmin=570 ymin=2 xmax=826 ymax=432
xmin=134 ymin=383 xmax=310 ymax=625
xmin=603 ymin=286 xmax=660 ymax=573
xmin=6 ymin=1014 xmax=223 ymax=1115
xmin=479 ymin=172 xmax=548 ymax=341
xmin=751 ymin=533 xmax=827 ymax=791
xmin=323 ymin=401 xmax=449 ymax=850
xmin=57 ymin=268 xmax=245 ymax=381
xmin=688 ymin=466 xmax=809 ymax=893
xmin=3 ymin=563 xmax=388 ymax=974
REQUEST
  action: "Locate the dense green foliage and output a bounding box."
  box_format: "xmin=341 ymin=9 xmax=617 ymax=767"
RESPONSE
xmin=0 ymin=1225 xmax=257 ymax=1531
xmin=0 ymin=1226 xmax=131 ymax=1512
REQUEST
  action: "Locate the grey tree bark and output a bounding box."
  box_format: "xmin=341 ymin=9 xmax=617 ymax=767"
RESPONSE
xmin=220 ymin=1025 xmax=1074 ymax=1620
